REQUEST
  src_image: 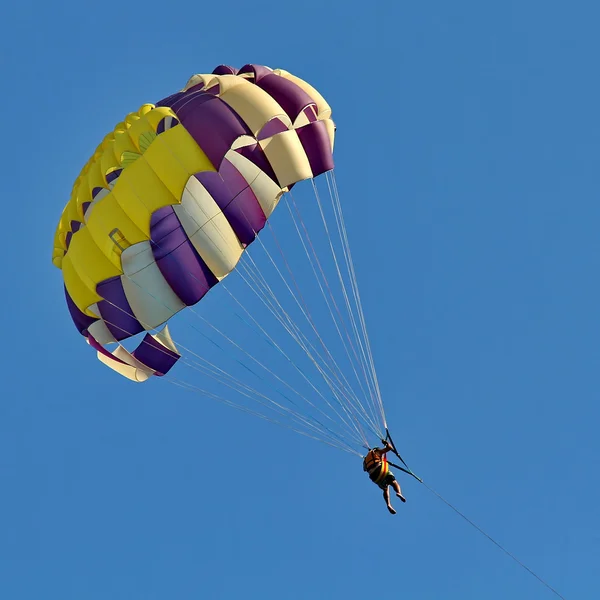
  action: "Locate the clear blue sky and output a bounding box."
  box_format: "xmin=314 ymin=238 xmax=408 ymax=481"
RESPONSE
xmin=2 ymin=1 xmax=599 ymax=598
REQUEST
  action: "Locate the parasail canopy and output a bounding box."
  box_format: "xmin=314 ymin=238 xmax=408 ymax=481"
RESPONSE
xmin=53 ymin=64 xmax=335 ymax=382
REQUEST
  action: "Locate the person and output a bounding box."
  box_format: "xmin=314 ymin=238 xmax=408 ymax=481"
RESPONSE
xmin=363 ymin=440 xmax=406 ymax=514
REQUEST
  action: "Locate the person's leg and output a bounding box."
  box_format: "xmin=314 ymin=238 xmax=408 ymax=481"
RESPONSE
xmin=392 ymin=479 xmax=406 ymax=502
xmin=383 ymin=487 xmax=396 ymax=514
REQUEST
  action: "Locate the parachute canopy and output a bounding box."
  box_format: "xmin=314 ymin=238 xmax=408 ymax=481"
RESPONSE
xmin=53 ymin=64 xmax=335 ymax=381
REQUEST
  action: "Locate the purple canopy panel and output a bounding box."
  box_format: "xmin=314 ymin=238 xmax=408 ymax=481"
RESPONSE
xmin=299 ymin=105 xmax=318 ymax=123
xmin=220 ymin=157 xmax=257 ymax=197
xmin=106 ymin=169 xmax=122 ymax=187
xmin=185 ymin=82 xmax=206 ymax=95
xmin=296 ymin=120 xmax=334 ymax=177
xmin=235 ymin=142 xmax=280 ymax=186
xmin=204 ymin=84 xmax=220 ymax=96
xmin=149 ymin=204 xmax=181 ymax=241
xmin=155 ymin=91 xmax=186 ymax=108
xmin=65 ymin=221 xmax=81 ymax=249
xmin=97 ymin=276 xmax=145 ymax=342
xmin=65 ymin=286 xmax=97 ymax=335
xmin=213 ymin=65 xmax=237 ymax=75
xmin=132 ymin=333 xmax=180 ymax=376
xmin=167 ymin=89 xmax=210 ymax=114
xmin=170 ymin=93 xmax=251 ymax=170
xmin=258 ymin=118 xmax=289 ymax=140
xmin=194 ymin=166 xmax=266 ymax=246
xmin=256 ymin=74 xmax=316 ymax=122
xmin=150 ymin=206 xmax=218 ymax=306
xmin=237 ymin=64 xmax=272 ymax=83
xmin=220 ymin=157 xmax=267 ymax=240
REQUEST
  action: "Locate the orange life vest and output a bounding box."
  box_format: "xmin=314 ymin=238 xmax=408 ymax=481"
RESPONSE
xmin=363 ymin=449 xmax=382 ymax=473
xmin=363 ymin=449 xmax=390 ymax=486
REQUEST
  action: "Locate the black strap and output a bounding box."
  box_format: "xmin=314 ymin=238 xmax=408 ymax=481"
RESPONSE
xmin=384 ymin=428 xmax=423 ymax=483
xmin=387 ymin=460 xmax=423 ymax=482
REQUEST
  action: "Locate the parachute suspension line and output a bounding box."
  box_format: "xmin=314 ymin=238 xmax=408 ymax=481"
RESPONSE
xmin=184 ymin=305 xmax=365 ymax=450
xmin=78 ymin=198 xmax=363 ymax=455
xmin=327 ymin=172 xmax=387 ymax=427
xmin=247 ymin=226 xmax=367 ymax=419
xmin=240 ymin=229 xmax=374 ymax=448
xmin=78 ymin=130 xmax=370 ymax=454
xmin=233 ymin=257 xmax=371 ymax=449
xmin=310 ymin=178 xmax=384 ymax=430
xmin=88 ymin=141 xmax=375 ymax=452
xmin=92 ymin=291 xmax=358 ymax=454
xmin=136 ymin=279 xmax=363 ymax=452
xmin=173 ymin=337 xmax=358 ymax=452
xmin=151 ymin=128 xmax=378 ymax=451
xmin=187 ymin=281 xmax=368 ymax=451
xmin=320 ymin=173 xmax=385 ymax=428
xmin=259 ymin=218 xmax=376 ymax=447
xmin=220 ymin=283 xmax=370 ymax=450
xmin=286 ymin=191 xmax=384 ymax=438
xmin=283 ymin=204 xmax=382 ymax=440
xmin=93 ymin=159 xmax=369 ymax=452
xmin=329 ymin=172 xmax=386 ymax=427
xmin=235 ymin=253 xmax=371 ymax=444
xmin=156 ymin=241 xmax=366 ymax=449
xmin=167 ymin=377 xmax=362 ymax=457
xmin=263 ymin=217 xmax=363 ymax=405
xmin=238 ymin=253 xmax=358 ymax=412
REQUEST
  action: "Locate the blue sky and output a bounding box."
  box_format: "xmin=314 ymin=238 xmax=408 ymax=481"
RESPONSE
xmin=2 ymin=1 xmax=599 ymax=598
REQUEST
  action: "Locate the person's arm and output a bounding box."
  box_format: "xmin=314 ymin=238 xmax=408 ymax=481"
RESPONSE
xmin=379 ymin=441 xmax=393 ymax=455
